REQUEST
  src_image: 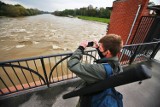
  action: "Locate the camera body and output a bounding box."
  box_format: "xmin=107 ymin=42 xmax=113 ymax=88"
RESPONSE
xmin=87 ymin=41 xmax=94 ymax=47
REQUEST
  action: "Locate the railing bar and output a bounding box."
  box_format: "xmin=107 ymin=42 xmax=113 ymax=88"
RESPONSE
xmin=61 ymin=56 xmax=64 ymax=80
xmin=25 ymin=61 xmax=37 ymax=86
xmin=138 ymin=18 xmax=148 ymax=42
xmin=33 ymin=60 xmax=43 ymax=85
xmin=86 ymin=52 xmax=88 ymax=64
xmin=142 ymin=45 xmax=147 ymax=56
xmin=65 ymin=56 xmax=68 ymax=78
xmin=126 ymin=47 xmax=131 ymax=64
xmin=142 ymin=17 xmax=152 ymax=43
xmin=131 ymin=17 xmax=155 ymax=44
xmin=129 ymin=46 xmax=135 ymax=63
xmin=2 ymin=66 xmax=18 ymax=91
xmin=1 ymin=42 xmax=159 ymax=64
xmin=119 ymin=47 xmax=126 ymax=62
xmin=139 ymin=53 xmax=144 ymax=61
xmin=94 ymin=51 xmax=97 ymax=61
xmin=133 ymin=46 xmax=139 ymax=63
xmin=10 ymin=63 xmax=25 ymax=89
xmin=72 ymin=56 xmax=74 ymax=78
xmin=143 ymin=45 xmax=149 ymax=56
xmin=139 ymin=18 xmax=146 ymax=43
xmin=55 ymin=57 xmax=59 ymax=81
xmin=0 ymin=54 xmax=66 ymax=64
xmin=131 ymin=16 xmax=144 ymax=44
xmin=121 ymin=47 xmax=128 ymax=64
xmin=66 ymin=58 xmax=69 ymax=79
xmin=18 ymin=62 xmax=31 ymax=88
xmin=123 ymin=50 xmax=128 ymax=64
xmin=48 ymin=58 xmax=54 ymax=82
xmin=0 ymin=89 xmax=4 ymax=94
xmin=144 ymin=17 xmax=155 ymax=42
xmin=90 ymin=52 xmax=92 ymax=63
xmin=122 ymin=48 xmax=127 ymax=65
xmin=0 ymin=50 xmax=97 ymax=64
xmin=81 ymin=54 xmax=84 ymax=63
xmin=95 ymin=51 xmax=98 ymax=62
xmin=0 ymin=77 xmax=11 ymax=93
xmin=135 ymin=18 xmax=144 ymax=43
xmin=124 ymin=41 xmax=160 ymax=48
xmin=136 ymin=46 xmax=141 ymax=61
xmin=138 ymin=17 xmax=148 ymax=43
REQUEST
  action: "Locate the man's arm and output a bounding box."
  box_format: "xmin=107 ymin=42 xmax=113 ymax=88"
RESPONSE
xmin=67 ymin=47 xmax=106 ymax=83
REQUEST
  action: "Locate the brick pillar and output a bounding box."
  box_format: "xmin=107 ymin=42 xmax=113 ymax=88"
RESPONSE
xmin=107 ymin=0 xmax=149 ymax=44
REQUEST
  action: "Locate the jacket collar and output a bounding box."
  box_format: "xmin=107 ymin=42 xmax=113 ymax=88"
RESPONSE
xmin=95 ymin=56 xmax=119 ymax=63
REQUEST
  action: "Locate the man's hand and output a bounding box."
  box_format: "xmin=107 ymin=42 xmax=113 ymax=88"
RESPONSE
xmin=80 ymin=40 xmax=88 ymax=49
xmin=80 ymin=40 xmax=99 ymax=49
xmin=93 ymin=40 xmax=99 ymax=48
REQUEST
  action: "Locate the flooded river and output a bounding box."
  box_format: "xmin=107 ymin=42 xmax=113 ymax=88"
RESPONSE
xmin=0 ymin=14 xmax=107 ymax=61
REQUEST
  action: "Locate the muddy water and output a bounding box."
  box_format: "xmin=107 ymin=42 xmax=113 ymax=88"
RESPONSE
xmin=0 ymin=14 xmax=107 ymax=89
xmin=0 ymin=14 xmax=107 ymax=61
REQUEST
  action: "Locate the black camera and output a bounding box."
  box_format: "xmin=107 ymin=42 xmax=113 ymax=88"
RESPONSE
xmin=87 ymin=41 xmax=94 ymax=47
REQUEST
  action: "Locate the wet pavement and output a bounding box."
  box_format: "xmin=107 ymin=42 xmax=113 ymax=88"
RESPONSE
xmin=0 ymin=79 xmax=81 ymax=107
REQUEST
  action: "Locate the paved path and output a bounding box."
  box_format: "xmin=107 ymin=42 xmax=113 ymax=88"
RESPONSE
xmin=117 ymin=60 xmax=160 ymax=107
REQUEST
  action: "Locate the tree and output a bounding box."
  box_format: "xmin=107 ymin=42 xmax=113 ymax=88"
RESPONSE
xmin=52 ymin=5 xmax=112 ymax=19
xmin=0 ymin=1 xmax=45 ymax=17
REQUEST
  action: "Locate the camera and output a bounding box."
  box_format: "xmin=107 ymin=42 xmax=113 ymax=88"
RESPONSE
xmin=87 ymin=41 xmax=94 ymax=47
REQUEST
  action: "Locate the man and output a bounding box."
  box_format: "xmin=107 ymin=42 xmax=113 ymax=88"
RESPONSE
xmin=67 ymin=34 xmax=123 ymax=107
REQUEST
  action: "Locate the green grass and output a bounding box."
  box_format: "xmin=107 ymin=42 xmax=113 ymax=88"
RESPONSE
xmin=77 ymin=16 xmax=110 ymax=24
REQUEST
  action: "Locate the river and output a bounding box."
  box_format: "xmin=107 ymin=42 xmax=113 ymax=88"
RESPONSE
xmin=0 ymin=14 xmax=107 ymax=61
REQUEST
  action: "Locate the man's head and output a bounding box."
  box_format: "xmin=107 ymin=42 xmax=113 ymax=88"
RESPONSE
xmin=99 ymin=34 xmax=123 ymax=57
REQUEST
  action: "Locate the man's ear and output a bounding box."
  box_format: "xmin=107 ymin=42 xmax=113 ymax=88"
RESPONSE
xmin=104 ymin=50 xmax=111 ymax=57
xmin=103 ymin=50 xmax=109 ymax=55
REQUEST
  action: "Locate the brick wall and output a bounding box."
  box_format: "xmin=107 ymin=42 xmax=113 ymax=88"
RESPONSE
xmin=107 ymin=0 xmax=149 ymax=44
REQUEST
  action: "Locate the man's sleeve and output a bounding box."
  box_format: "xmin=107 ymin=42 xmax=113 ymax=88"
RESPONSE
xmin=67 ymin=47 xmax=106 ymax=83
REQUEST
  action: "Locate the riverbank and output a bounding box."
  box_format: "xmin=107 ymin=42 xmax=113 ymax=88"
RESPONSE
xmin=0 ymin=1 xmax=47 ymax=17
xmin=77 ymin=16 xmax=110 ymax=24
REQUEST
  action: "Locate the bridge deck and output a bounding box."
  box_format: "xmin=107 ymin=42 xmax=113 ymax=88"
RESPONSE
xmin=0 ymin=59 xmax=160 ymax=107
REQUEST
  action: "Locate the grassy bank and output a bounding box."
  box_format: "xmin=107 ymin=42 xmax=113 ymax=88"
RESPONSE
xmin=77 ymin=16 xmax=110 ymax=24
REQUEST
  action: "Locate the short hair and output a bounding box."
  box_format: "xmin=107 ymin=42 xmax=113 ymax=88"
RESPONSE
xmin=99 ymin=34 xmax=123 ymax=56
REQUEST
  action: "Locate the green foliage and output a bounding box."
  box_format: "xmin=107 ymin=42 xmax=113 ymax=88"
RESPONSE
xmin=52 ymin=5 xmax=112 ymax=19
xmin=77 ymin=16 xmax=110 ymax=24
xmin=0 ymin=1 xmax=44 ymax=17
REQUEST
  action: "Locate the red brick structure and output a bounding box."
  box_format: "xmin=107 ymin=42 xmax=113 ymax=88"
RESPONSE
xmin=107 ymin=0 xmax=149 ymax=44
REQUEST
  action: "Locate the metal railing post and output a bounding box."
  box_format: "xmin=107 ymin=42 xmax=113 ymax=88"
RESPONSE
xmin=129 ymin=45 xmax=140 ymax=65
xmin=40 ymin=58 xmax=50 ymax=87
xmin=150 ymin=42 xmax=160 ymax=59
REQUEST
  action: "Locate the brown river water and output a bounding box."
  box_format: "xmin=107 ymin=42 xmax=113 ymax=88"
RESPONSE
xmin=0 ymin=14 xmax=107 ymax=89
xmin=0 ymin=14 xmax=107 ymax=62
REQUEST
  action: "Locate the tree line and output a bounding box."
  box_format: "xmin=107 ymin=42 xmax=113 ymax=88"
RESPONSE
xmin=0 ymin=1 xmax=47 ymax=17
xmin=53 ymin=5 xmax=112 ymax=18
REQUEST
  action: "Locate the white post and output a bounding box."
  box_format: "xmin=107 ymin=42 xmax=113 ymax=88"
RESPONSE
xmin=125 ymin=5 xmax=142 ymax=45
